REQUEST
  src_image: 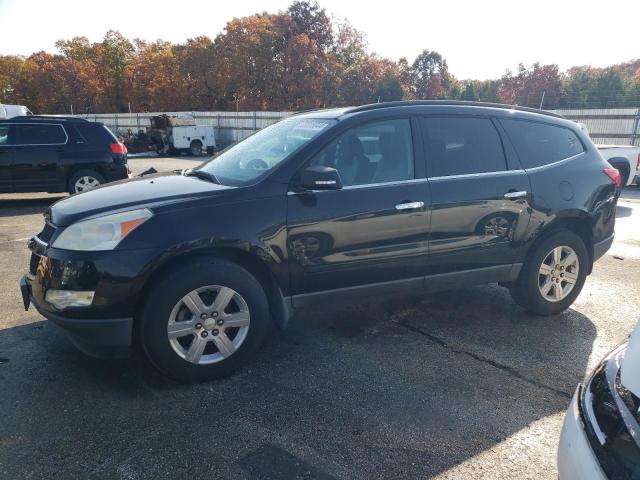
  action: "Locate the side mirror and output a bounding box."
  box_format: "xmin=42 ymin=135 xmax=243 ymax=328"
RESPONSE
xmin=299 ymin=166 xmax=343 ymax=190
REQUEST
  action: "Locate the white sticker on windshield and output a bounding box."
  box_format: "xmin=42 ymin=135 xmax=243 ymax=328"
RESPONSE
xmin=296 ymin=120 xmax=329 ymax=131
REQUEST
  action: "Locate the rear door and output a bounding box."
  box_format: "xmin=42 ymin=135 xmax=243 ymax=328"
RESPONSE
xmin=0 ymin=124 xmax=13 ymax=192
xmin=287 ymin=117 xmax=431 ymax=303
xmin=420 ymin=115 xmax=531 ymax=278
xmin=12 ymin=123 xmax=67 ymax=192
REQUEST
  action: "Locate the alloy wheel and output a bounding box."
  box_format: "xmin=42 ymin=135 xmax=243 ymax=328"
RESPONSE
xmin=538 ymin=246 xmax=579 ymax=302
xmin=167 ymin=285 xmax=250 ymax=364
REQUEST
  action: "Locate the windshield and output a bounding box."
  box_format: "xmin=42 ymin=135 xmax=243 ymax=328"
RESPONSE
xmin=197 ymin=117 xmax=336 ymax=186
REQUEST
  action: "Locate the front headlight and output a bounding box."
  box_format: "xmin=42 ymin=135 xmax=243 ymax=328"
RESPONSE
xmin=52 ymin=208 xmax=153 ymax=251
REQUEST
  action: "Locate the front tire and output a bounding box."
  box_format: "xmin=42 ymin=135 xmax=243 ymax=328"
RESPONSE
xmin=139 ymin=258 xmax=271 ymax=382
xmin=510 ymin=230 xmax=588 ymax=315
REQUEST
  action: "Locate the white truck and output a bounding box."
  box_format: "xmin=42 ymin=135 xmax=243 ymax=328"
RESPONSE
xmin=597 ymin=145 xmax=640 ymax=186
xmin=0 ymin=104 xmax=33 ymax=119
xmin=170 ymin=125 xmax=216 ymax=156
xmin=149 ymin=115 xmax=216 ymax=156
xmin=576 ymin=122 xmax=640 ymax=186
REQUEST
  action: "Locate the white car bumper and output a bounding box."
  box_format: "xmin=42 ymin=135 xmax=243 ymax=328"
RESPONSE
xmin=557 ymin=386 xmax=607 ymax=480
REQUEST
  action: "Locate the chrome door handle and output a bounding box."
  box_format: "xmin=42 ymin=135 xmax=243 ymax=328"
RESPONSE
xmin=395 ymin=201 xmax=424 ymax=210
xmin=504 ymin=191 xmax=527 ymax=200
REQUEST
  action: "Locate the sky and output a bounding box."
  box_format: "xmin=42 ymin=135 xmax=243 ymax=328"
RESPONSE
xmin=0 ymin=0 xmax=638 ymax=80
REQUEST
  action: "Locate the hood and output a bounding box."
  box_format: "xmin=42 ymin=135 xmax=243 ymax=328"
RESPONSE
xmin=621 ymin=320 xmax=640 ymax=397
xmin=48 ymin=172 xmax=233 ymax=226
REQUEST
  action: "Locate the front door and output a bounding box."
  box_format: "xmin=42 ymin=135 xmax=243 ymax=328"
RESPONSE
xmin=12 ymin=123 xmax=67 ymax=192
xmin=286 ymin=118 xmax=431 ymax=304
xmin=420 ymin=115 xmax=531 ymax=278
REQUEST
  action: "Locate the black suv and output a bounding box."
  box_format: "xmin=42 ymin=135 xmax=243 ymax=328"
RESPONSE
xmin=0 ymin=116 xmax=129 ymax=194
xmin=20 ymin=101 xmax=619 ymax=382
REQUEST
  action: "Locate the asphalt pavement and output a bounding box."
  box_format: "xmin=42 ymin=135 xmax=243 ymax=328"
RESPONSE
xmin=0 ymin=157 xmax=638 ymax=479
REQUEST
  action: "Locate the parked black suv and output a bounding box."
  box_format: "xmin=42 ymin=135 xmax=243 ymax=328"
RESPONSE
xmin=20 ymin=101 xmax=619 ymax=382
xmin=0 ymin=116 xmax=129 ymax=194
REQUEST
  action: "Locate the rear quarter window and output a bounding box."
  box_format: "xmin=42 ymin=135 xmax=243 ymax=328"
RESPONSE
xmin=500 ymin=119 xmax=584 ymax=169
xmin=74 ymin=123 xmax=118 ymax=145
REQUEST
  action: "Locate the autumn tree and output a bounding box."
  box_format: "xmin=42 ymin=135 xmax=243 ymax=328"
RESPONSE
xmin=2 ymin=1 xmax=639 ymax=114
xmin=459 ymin=82 xmax=479 ymax=101
xmin=409 ymin=50 xmax=452 ymax=99
xmin=0 ymin=55 xmax=24 ymax=104
xmin=498 ymin=63 xmax=562 ymax=108
xmin=173 ymin=37 xmax=218 ymax=109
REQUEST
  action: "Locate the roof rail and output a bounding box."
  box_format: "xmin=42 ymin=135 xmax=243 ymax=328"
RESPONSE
xmin=14 ymin=115 xmax=88 ymax=122
xmin=344 ymin=100 xmax=565 ymax=119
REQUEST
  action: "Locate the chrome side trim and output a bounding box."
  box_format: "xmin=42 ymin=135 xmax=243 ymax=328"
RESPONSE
xmin=287 ymin=178 xmax=430 ymax=194
xmin=523 ymin=152 xmax=584 ymax=173
xmin=427 ymin=169 xmax=525 ymax=181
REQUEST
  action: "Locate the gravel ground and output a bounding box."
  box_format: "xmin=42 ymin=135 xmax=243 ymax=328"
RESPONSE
xmin=0 ymin=159 xmax=638 ymax=480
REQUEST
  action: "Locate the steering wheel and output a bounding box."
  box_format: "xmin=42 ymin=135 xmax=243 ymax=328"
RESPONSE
xmin=245 ymin=158 xmax=269 ymax=170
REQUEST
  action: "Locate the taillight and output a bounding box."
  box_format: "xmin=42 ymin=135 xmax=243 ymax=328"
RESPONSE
xmin=636 ymin=153 xmax=640 ymax=170
xmin=603 ymin=167 xmax=621 ymax=188
xmin=109 ymin=143 xmax=127 ymax=155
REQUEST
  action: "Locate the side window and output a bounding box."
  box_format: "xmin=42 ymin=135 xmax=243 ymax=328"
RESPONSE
xmin=310 ymin=119 xmax=414 ymax=187
xmin=15 ymin=124 xmax=66 ymax=145
xmin=0 ymin=125 xmax=8 ymax=145
xmin=500 ymin=119 xmax=584 ymax=169
xmin=422 ymin=117 xmax=507 ymax=177
xmin=75 ymin=123 xmax=118 ymax=144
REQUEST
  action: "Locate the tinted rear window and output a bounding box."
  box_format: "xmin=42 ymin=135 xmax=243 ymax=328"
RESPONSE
xmin=500 ymin=119 xmax=584 ymax=169
xmin=74 ymin=123 xmax=118 ymax=145
xmin=421 ymin=117 xmax=507 ymax=177
xmin=15 ymin=124 xmax=66 ymax=144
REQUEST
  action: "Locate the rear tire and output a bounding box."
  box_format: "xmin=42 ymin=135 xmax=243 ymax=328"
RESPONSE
xmin=68 ymin=169 xmax=105 ymax=194
xmin=619 ymin=167 xmax=630 ymax=189
xmin=510 ymin=230 xmax=588 ymax=315
xmin=139 ymin=258 xmax=271 ymax=382
xmin=189 ymin=141 xmax=203 ymax=157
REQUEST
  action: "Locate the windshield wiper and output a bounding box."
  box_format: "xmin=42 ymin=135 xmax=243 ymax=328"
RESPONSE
xmin=183 ymin=168 xmax=220 ymax=184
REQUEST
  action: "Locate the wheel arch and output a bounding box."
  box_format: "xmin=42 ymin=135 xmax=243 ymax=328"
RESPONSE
xmin=532 ymin=213 xmax=595 ymax=274
xmin=134 ymin=246 xmax=292 ymax=336
xmin=66 ymin=163 xmax=107 ymax=179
